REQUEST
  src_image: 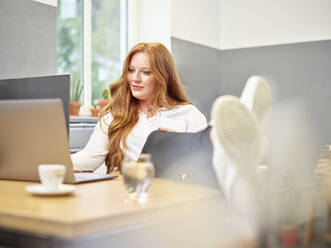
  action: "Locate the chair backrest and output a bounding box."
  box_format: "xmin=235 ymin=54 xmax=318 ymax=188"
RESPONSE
xmin=142 ymin=127 xmax=220 ymax=189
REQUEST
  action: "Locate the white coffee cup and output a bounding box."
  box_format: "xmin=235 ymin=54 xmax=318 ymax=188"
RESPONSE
xmin=38 ymin=164 xmax=66 ymax=191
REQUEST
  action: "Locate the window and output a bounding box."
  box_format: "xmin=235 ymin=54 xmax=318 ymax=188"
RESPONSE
xmin=57 ymin=0 xmax=128 ymax=107
xmin=57 ymin=0 xmax=83 ymax=96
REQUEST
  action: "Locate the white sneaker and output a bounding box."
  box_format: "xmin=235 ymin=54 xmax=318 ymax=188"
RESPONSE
xmin=240 ymin=75 xmax=272 ymax=162
xmin=211 ymin=95 xmax=264 ymax=218
xmin=240 ymin=76 xmax=271 ymax=125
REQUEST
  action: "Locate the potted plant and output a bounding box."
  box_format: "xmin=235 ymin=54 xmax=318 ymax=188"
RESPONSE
xmin=90 ymin=101 xmax=99 ymax=117
xmin=70 ymin=79 xmax=83 ymax=116
xmin=279 ymin=170 xmax=301 ymax=246
xmin=97 ymin=88 xmax=111 ymax=110
xmin=280 ymin=205 xmax=300 ymax=247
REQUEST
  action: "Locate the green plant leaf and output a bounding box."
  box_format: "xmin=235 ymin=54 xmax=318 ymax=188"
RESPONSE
xmin=92 ymin=100 xmax=97 ymax=108
xmin=70 ymin=79 xmax=84 ymax=102
xmin=102 ymin=88 xmax=110 ymax=99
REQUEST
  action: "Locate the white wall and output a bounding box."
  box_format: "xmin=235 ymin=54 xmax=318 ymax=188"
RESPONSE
xmin=129 ymin=0 xmax=331 ymax=51
xmin=33 ymin=0 xmax=57 ymax=7
xmin=219 ymin=0 xmax=331 ymax=50
xmin=129 ymin=0 xmax=220 ymax=51
xmin=128 ymin=0 xmax=171 ymax=50
xmin=171 ymin=0 xmax=220 ymax=49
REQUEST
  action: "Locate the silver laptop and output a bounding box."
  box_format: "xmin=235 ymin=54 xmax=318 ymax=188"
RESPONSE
xmin=0 ymin=99 xmax=115 ymax=183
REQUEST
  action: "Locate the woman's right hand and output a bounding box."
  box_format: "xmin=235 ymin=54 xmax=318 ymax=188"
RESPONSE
xmin=158 ymin=127 xmax=176 ymax=132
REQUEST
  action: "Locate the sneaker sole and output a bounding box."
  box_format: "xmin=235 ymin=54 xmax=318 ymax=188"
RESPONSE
xmin=211 ymin=95 xmax=263 ymax=168
xmin=240 ymin=75 xmax=271 ymax=125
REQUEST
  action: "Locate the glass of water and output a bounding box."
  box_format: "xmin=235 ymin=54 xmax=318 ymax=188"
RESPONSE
xmin=122 ymin=153 xmax=155 ymax=203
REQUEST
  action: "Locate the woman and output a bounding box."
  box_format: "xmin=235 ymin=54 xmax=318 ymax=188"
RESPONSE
xmin=72 ymin=42 xmax=207 ymax=174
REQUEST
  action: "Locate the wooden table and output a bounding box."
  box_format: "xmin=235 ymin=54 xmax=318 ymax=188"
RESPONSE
xmin=0 ymin=178 xmax=256 ymax=248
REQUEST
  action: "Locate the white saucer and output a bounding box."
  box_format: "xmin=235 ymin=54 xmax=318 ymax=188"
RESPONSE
xmin=25 ymin=184 xmax=77 ymax=196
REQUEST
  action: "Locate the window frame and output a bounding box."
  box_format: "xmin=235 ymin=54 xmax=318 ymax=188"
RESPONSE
xmin=74 ymin=0 xmax=129 ymax=108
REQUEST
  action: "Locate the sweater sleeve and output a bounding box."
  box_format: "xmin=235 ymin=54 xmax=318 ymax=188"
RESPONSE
xmin=71 ymin=114 xmax=112 ymax=171
xmin=185 ymin=105 xmax=208 ymax=132
xmin=173 ymin=104 xmax=208 ymax=132
xmin=158 ymin=104 xmax=208 ymax=133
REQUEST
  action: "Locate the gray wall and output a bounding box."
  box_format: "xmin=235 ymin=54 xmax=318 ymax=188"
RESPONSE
xmin=171 ymin=37 xmax=222 ymax=120
xmin=0 ymin=0 xmax=57 ymax=79
xmin=221 ymin=40 xmax=331 ymax=149
xmin=172 ymin=37 xmax=331 ymax=150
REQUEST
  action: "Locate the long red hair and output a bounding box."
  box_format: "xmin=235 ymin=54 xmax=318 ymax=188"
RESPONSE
xmin=99 ymin=42 xmax=191 ymax=173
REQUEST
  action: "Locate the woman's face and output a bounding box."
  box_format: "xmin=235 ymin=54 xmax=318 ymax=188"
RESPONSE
xmin=128 ymin=52 xmax=157 ymax=107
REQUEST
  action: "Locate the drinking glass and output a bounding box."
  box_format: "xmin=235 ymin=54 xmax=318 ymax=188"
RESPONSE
xmin=122 ymin=153 xmax=155 ymax=203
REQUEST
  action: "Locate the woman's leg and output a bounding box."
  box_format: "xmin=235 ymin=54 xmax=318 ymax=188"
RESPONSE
xmin=211 ymin=95 xmax=264 ymax=220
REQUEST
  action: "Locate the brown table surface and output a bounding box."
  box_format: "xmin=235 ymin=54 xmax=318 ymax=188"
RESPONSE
xmin=0 ymin=177 xmax=224 ymax=238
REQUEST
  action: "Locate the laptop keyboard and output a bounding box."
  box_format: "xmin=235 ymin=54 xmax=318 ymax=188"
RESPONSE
xmin=74 ymin=173 xmax=116 ymax=182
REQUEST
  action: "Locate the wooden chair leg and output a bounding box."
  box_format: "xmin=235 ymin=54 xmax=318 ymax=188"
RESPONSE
xmin=303 ymin=195 xmax=316 ymax=248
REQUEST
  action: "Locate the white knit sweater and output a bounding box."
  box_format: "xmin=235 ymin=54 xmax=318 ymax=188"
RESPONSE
xmin=71 ymin=104 xmax=207 ymax=172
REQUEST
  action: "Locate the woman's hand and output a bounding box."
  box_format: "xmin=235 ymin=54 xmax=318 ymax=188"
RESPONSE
xmin=158 ymin=127 xmax=176 ymax=132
